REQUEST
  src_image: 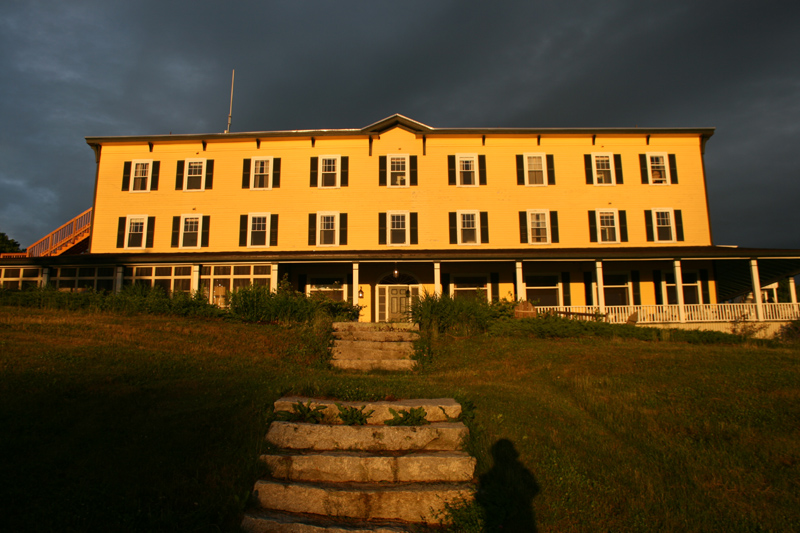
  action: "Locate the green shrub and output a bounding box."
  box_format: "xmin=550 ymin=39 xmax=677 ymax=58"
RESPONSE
xmin=383 ymin=407 xmax=429 ymax=426
xmin=334 ymin=403 xmax=374 ymax=425
xmin=274 ymin=401 xmax=327 ymax=423
xmin=778 ymin=319 xmax=800 ymax=343
xmin=410 ymin=292 xmax=516 ymax=335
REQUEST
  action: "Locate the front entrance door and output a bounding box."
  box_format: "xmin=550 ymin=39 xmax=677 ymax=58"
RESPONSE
xmin=377 ymin=284 xmax=420 ymax=322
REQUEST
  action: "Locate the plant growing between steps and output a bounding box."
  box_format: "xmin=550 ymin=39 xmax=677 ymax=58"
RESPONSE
xmin=274 ymin=401 xmax=326 ymax=423
xmin=384 ymin=406 xmax=430 ymax=426
xmin=334 ymin=403 xmax=375 ymax=425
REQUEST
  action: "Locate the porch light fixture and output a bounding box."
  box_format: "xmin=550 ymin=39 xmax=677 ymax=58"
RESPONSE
xmin=393 ymin=264 xmax=399 ymax=278
xmin=358 ymin=288 xmax=364 ymax=298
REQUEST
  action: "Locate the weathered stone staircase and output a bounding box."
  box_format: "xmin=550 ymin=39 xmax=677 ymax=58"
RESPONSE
xmin=331 ymin=322 xmax=418 ymax=372
xmin=241 ymin=397 xmax=476 ymax=532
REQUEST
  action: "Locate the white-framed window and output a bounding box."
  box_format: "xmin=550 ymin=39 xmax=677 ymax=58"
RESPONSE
xmin=320 ymin=156 xmax=340 ymax=188
xmin=388 ymin=155 xmax=409 ymax=187
xmin=663 ymin=271 xmax=701 ymax=305
xmin=307 ymin=278 xmax=346 ymax=301
xmin=451 ymin=275 xmax=489 ymax=302
xmin=526 ymin=274 xmax=561 ymax=306
xmin=458 ymin=210 xmax=480 ymax=244
xmin=523 ymin=153 xmax=547 ymax=186
xmin=597 ymin=210 xmax=619 ymax=243
xmin=181 ymin=215 xmax=202 ymax=248
xmin=645 ymin=153 xmax=670 ymax=185
xmin=652 ymin=209 xmax=675 ymax=242
xmin=526 ymin=210 xmax=550 ymax=244
xmin=184 ymin=159 xmax=206 ymax=190
xmin=131 ymin=160 xmax=152 ymax=191
xmin=126 ymin=216 xmax=148 ymax=248
xmin=248 ymin=213 xmax=271 ymax=247
xmin=318 ymin=212 xmax=339 ymax=246
xmin=251 ymin=157 xmax=274 ymax=189
xmin=388 ymin=210 xmax=410 ymax=245
xmin=603 ymin=273 xmax=631 ymax=306
xmin=457 ymin=154 xmax=479 ymax=187
xmin=591 ymin=153 xmax=616 ymax=185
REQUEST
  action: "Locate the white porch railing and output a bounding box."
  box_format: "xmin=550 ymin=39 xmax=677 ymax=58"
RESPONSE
xmin=533 ymin=303 xmax=800 ymax=324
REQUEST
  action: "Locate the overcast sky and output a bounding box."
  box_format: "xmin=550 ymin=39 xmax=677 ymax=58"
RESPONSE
xmin=1 ymin=0 xmax=798 ymax=250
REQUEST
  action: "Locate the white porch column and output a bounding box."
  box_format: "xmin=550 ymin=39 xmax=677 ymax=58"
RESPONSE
xmin=434 ymin=262 xmax=441 ymax=297
xmin=674 ymin=259 xmax=686 ymax=323
xmin=750 ymin=259 xmax=764 ymax=321
xmin=789 ymin=276 xmax=797 ymax=304
xmin=115 ymin=266 xmax=124 ymax=294
xmin=352 ymin=262 xmax=360 ymax=307
xmin=270 ymin=263 xmax=279 ymax=292
xmin=191 ymin=264 xmax=201 ymax=294
xmin=516 ymin=261 xmax=524 ymax=301
xmin=595 ymin=260 xmax=605 ymax=314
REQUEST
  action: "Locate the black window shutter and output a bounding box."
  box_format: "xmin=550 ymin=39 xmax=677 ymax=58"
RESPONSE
xmin=700 ymin=269 xmax=710 ymax=303
xmin=175 ymin=160 xmax=184 ymax=190
xmin=379 ymin=156 xmax=387 ymax=186
xmin=272 ymin=158 xmax=281 ymax=188
xmin=550 ymin=211 xmax=559 ymax=243
xmin=201 ymin=216 xmax=210 ymax=247
xmin=640 ymin=154 xmax=649 ymax=184
xmin=449 ymin=212 xmax=457 ymax=244
xmin=675 ymin=210 xmax=684 ymax=241
xmin=146 ymin=217 xmax=155 ymax=248
xmin=480 ymin=212 xmax=489 ymax=244
xmin=122 ymin=162 xmax=131 ymax=191
xmin=448 ymin=155 xmax=456 ymax=185
xmin=308 ymin=214 xmax=317 ymax=245
xmin=270 ymin=214 xmax=279 ymax=246
xmin=653 ymin=270 xmax=663 ymax=305
xmin=631 ymin=270 xmax=641 ymax=305
xmin=491 ymin=272 xmax=499 ymax=302
xmin=585 ymin=154 xmax=593 ymax=184
xmin=310 ymin=157 xmax=318 ymax=187
xmin=239 ymin=215 xmax=248 ymax=246
xmin=478 ymin=155 xmax=487 ymax=185
xmin=116 ymin=217 xmax=126 ymax=248
xmin=644 ymin=210 xmax=654 ymax=241
xmin=242 ymin=159 xmax=251 ymax=189
xmin=547 ymin=154 xmax=556 ymax=185
xmin=614 ymin=154 xmax=623 ymax=184
xmin=340 ymin=157 xmax=349 ymax=187
xmin=562 ymin=272 xmax=571 ymax=306
xmin=171 ymin=216 xmax=180 ymax=247
xmin=583 ymin=271 xmax=594 ymax=305
xmin=588 ymin=210 xmax=597 ymax=242
xmin=519 ymin=211 xmax=528 ymax=243
xmin=619 ymin=210 xmax=628 ymax=242
xmin=669 ymin=154 xmax=678 ymax=184
xmin=516 ymin=155 xmax=525 ymax=185
xmin=339 ymin=213 xmax=348 ymax=245
xmin=378 ymin=213 xmax=387 ymax=245
xmin=204 ymin=160 xmax=214 ymax=189
xmin=410 ymin=212 xmax=418 ymax=244
xmin=442 ymin=273 xmax=451 ymax=297
xmin=409 ymin=156 xmax=418 ymax=186
xmin=150 ymin=161 xmax=160 ymax=190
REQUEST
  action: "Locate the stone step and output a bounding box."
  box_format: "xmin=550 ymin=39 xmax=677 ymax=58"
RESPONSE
xmin=333 ymin=322 xmax=419 ymax=332
xmin=252 ymin=479 xmax=474 ymax=523
xmin=331 ymin=359 xmax=416 ymax=372
xmin=241 ymin=509 xmax=414 ymax=533
xmin=332 ymin=330 xmax=418 ymax=342
xmin=261 ymin=451 xmax=476 ymax=483
xmin=266 ymin=422 xmax=468 ymax=452
xmin=332 ymin=342 xmax=413 ymax=361
xmin=274 ymin=397 xmax=461 ymax=425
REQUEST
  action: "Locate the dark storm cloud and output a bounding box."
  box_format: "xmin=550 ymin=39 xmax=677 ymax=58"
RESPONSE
xmin=1 ymin=0 xmax=798 ymax=249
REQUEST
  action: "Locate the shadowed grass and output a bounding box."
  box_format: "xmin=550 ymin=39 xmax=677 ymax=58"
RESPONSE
xmin=1 ymin=307 xmax=798 ymax=532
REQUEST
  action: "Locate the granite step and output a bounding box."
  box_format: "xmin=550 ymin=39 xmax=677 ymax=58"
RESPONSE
xmin=273 ymin=397 xmax=461 ymax=425
xmin=332 ymin=342 xmax=414 ymax=360
xmin=330 ymin=359 xmax=416 ymax=372
xmin=241 ymin=509 xmax=414 ymax=533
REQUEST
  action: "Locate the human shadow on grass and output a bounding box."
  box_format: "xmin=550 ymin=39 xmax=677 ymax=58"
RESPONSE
xmin=475 ymin=438 xmax=540 ymax=532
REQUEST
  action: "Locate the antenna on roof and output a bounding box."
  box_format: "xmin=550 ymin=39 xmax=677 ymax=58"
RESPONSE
xmin=224 ymin=69 xmax=235 ymax=133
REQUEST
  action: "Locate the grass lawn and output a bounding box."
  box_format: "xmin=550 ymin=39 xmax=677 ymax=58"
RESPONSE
xmin=1 ymin=306 xmax=798 ymax=532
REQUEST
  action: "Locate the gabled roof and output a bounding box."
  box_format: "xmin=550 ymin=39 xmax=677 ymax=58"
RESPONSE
xmin=361 ymin=114 xmax=434 ymax=134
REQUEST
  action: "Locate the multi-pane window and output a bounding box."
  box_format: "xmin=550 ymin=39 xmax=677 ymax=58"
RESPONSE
xmin=598 ymin=211 xmax=618 ymax=242
xmin=603 ymin=273 xmax=630 ymax=305
xmin=132 ymin=162 xmax=150 ymax=191
xmin=390 ymin=213 xmax=407 ymax=245
xmin=526 ymin=275 xmax=560 ymax=306
xmin=526 ymin=155 xmax=544 ymax=185
xmin=655 ymin=210 xmax=673 ymax=241
xmin=594 ymin=155 xmax=613 ymax=184
xmin=459 ymin=157 xmax=476 ymax=186
xmin=250 ymin=216 xmax=268 ymax=246
xmin=127 ymin=218 xmax=145 ymax=248
xmin=182 ymin=217 xmax=200 ymax=247
xmin=321 ymin=158 xmax=338 ymax=187
xmin=461 ymin=213 xmax=477 ymax=244
xmin=390 ymin=156 xmax=407 ymax=187
xmin=186 ymin=161 xmax=204 ymax=190
xmin=253 ymin=159 xmax=270 ymax=189
xmin=649 ymin=155 xmax=668 ymax=184
xmin=452 ymin=276 xmax=488 ymax=301
xmin=529 ymin=211 xmax=549 ymax=243
xmin=319 ymin=214 xmax=337 ymax=245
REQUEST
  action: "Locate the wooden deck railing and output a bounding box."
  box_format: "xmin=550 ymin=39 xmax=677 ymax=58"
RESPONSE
xmin=26 ymin=208 xmax=92 ymax=257
xmin=534 ymin=303 xmax=800 ymax=324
